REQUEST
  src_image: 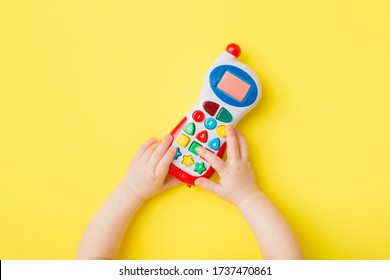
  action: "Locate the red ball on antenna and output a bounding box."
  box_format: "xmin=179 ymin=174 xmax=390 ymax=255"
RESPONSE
xmin=226 ymin=43 xmax=241 ymax=58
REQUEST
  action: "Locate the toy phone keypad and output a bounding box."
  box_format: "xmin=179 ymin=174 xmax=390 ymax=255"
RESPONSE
xmin=169 ymin=44 xmax=261 ymax=185
xmin=171 ymin=101 xmax=231 ymax=179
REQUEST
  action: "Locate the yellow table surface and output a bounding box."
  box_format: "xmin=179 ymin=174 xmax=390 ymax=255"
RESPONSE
xmin=1 ymin=0 xmax=389 ymax=259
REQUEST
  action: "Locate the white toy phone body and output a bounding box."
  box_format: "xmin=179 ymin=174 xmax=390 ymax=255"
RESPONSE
xmin=169 ymin=44 xmax=262 ymax=185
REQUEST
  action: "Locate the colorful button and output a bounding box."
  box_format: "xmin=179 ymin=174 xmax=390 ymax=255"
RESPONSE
xmin=216 ymin=107 xmax=233 ymax=123
xmin=174 ymin=147 xmax=182 ymax=160
xmin=196 ymin=130 xmax=208 ymax=143
xmin=183 ymin=122 xmax=195 ymax=135
xmin=203 ymin=101 xmax=220 ymax=116
xmin=182 ymin=155 xmax=194 ymax=167
xmin=204 ymin=118 xmax=217 ymax=130
xmin=189 ymin=141 xmax=202 ymax=156
xmin=208 ymin=137 xmax=220 ymax=150
xmin=192 ymin=110 xmax=205 ymax=122
xmin=194 ymin=162 xmax=206 ymax=174
xmin=176 ymin=134 xmax=190 ymax=148
xmin=216 ymin=125 xmax=227 ymax=137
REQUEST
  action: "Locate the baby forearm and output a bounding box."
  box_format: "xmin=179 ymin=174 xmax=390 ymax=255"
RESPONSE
xmin=76 ymin=182 xmax=145 ymax=259
xmin=237 ymin=190 xmax=303 ymax=260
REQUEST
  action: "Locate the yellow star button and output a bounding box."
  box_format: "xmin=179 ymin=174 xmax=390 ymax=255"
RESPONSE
xmin=182 ymin=155 xmax=194 ymax=167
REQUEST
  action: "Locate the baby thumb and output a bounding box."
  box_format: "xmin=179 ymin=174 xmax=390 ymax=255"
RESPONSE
xmin=195 ymin=177 xmax=220 ymax=195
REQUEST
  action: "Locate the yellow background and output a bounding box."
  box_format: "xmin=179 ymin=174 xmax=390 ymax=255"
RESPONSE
xmin=1 ymin=0 xmax=389 ymax=259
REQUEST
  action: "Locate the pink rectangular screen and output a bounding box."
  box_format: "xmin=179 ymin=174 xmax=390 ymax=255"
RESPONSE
xmin=216 ymin=71 xmax=251 ymax=102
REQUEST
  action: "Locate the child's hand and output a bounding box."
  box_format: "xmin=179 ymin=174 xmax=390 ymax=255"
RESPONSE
xmin=195 ymin=125 xmax=258 ymax=206
xmin=122 ymin=134 xmax=181 ymax=200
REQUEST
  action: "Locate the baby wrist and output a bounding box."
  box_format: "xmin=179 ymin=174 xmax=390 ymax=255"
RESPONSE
xmin=236 ymin=189 xmax=263 ymax=209
xmin=118 ymin=181 xmax=147 ymax=203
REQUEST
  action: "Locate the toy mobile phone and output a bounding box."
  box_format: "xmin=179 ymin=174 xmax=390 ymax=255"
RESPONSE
xmin=169 ymin=43 xmax=262 ymax=186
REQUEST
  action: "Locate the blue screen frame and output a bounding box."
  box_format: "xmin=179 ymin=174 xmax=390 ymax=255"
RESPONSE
xmin=209 ymin=65 xmax=258 ymax=107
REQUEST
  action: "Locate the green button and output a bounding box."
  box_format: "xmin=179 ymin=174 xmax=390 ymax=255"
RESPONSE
xmin=183 ymin=122 xmax=195 ymax=135
xmin=216 ymin=107 xmax=233 ymax=123
xmin=194 ymin=162 xmax=206 ymax=174
xmin=189 ymin=141 xmax=202 ymax=156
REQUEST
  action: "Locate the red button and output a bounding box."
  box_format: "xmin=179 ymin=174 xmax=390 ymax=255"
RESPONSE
xmin=203 ymin=101 xmax=220 ymax=116
xmin=192 ymin=110 xmax=205 ymax=122
xmin=196 ymin=130 xmax=208 ymax=143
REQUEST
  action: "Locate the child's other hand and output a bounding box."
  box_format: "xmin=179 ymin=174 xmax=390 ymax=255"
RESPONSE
xmin=122 ymin=134 xmax=181 ymax=200
xmin=195 ymin=125 xmax=258 ymax=206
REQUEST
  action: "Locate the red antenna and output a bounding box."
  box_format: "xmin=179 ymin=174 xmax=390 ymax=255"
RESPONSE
xmin=226 ymin=43 xmax=241 ymax=58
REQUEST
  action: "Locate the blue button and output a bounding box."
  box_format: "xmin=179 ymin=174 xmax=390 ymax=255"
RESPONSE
xmin=174 ymin=147 xmax=182 ymax=160
xmin=204 ymin=118 xmax=217 ymax=130
xmin=208 ymin=137 xmax=220 ymax=150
